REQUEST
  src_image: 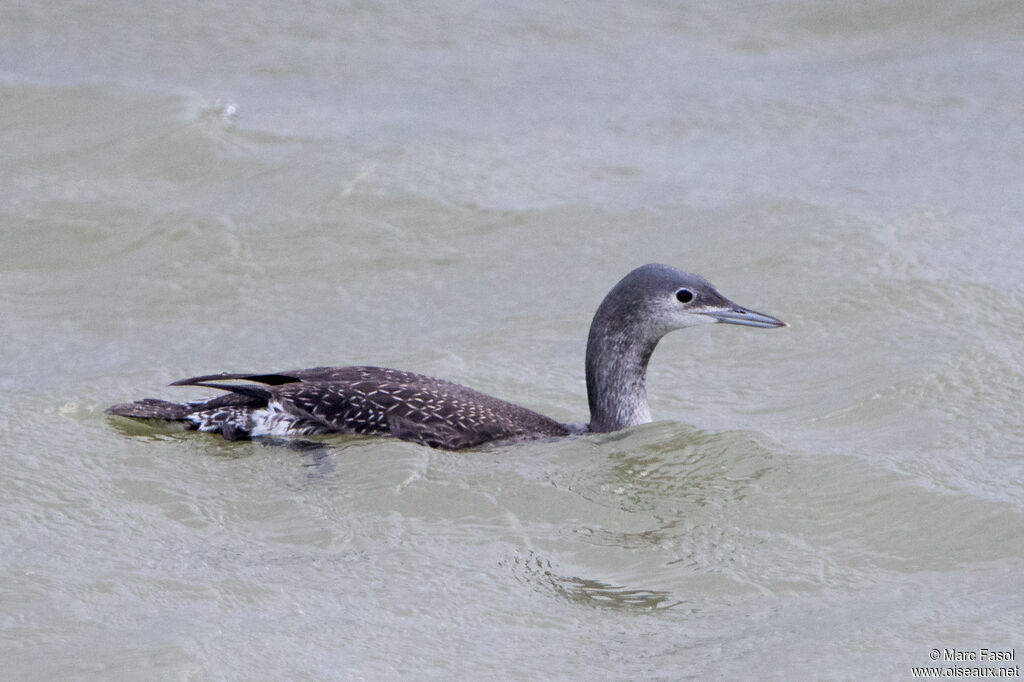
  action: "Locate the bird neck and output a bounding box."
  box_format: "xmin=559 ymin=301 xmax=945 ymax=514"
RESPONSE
xmin=585 ymin=301 xmax=662 ymax=433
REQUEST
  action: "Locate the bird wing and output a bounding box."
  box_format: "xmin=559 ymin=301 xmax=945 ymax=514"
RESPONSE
xmin=168 ymin=365 xmax=569 ymax=450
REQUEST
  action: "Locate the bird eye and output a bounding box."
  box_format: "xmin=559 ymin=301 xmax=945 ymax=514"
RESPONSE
xmin=675 ymin=288 xmax=694 ymax=304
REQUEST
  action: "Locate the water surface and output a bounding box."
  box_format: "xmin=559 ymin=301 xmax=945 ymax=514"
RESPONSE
xmin=2 ymin=1 xmax=1023 ymax=679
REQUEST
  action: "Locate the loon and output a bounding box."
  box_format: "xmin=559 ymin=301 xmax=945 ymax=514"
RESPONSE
xmin=106 ymin=264 xmax=786 ymax=450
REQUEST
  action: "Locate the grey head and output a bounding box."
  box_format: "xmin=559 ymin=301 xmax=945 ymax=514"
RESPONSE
xmin=585 ymin=263 xmax=785 ymax=433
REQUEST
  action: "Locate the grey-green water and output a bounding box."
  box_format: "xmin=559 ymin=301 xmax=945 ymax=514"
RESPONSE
xmin=2 ymin=1 xmax=1023 ymax=679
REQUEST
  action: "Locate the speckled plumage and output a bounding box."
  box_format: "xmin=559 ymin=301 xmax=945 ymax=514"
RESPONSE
xmin=108 ymin=366 xmax=570 ymax=450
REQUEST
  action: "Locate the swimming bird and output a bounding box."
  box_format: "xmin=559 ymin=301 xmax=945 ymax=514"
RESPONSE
xmin=106 ymin=264 xmax=785 ymax=450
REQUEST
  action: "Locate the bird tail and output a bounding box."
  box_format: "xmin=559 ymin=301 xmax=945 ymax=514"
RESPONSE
xmin=106 ymin=377 xmax=274 ymax=422
xmin=105 ymin=398 xmax=193 ymax=420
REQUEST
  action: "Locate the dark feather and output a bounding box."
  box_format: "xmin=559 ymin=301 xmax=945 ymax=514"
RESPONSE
xmin=106 ymin=398 xmax=192 ymax=420
xmin=108 ymin=365 xmax=569 ymax=450
xmin=170 ymin=372 xmax=302 ymax=386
